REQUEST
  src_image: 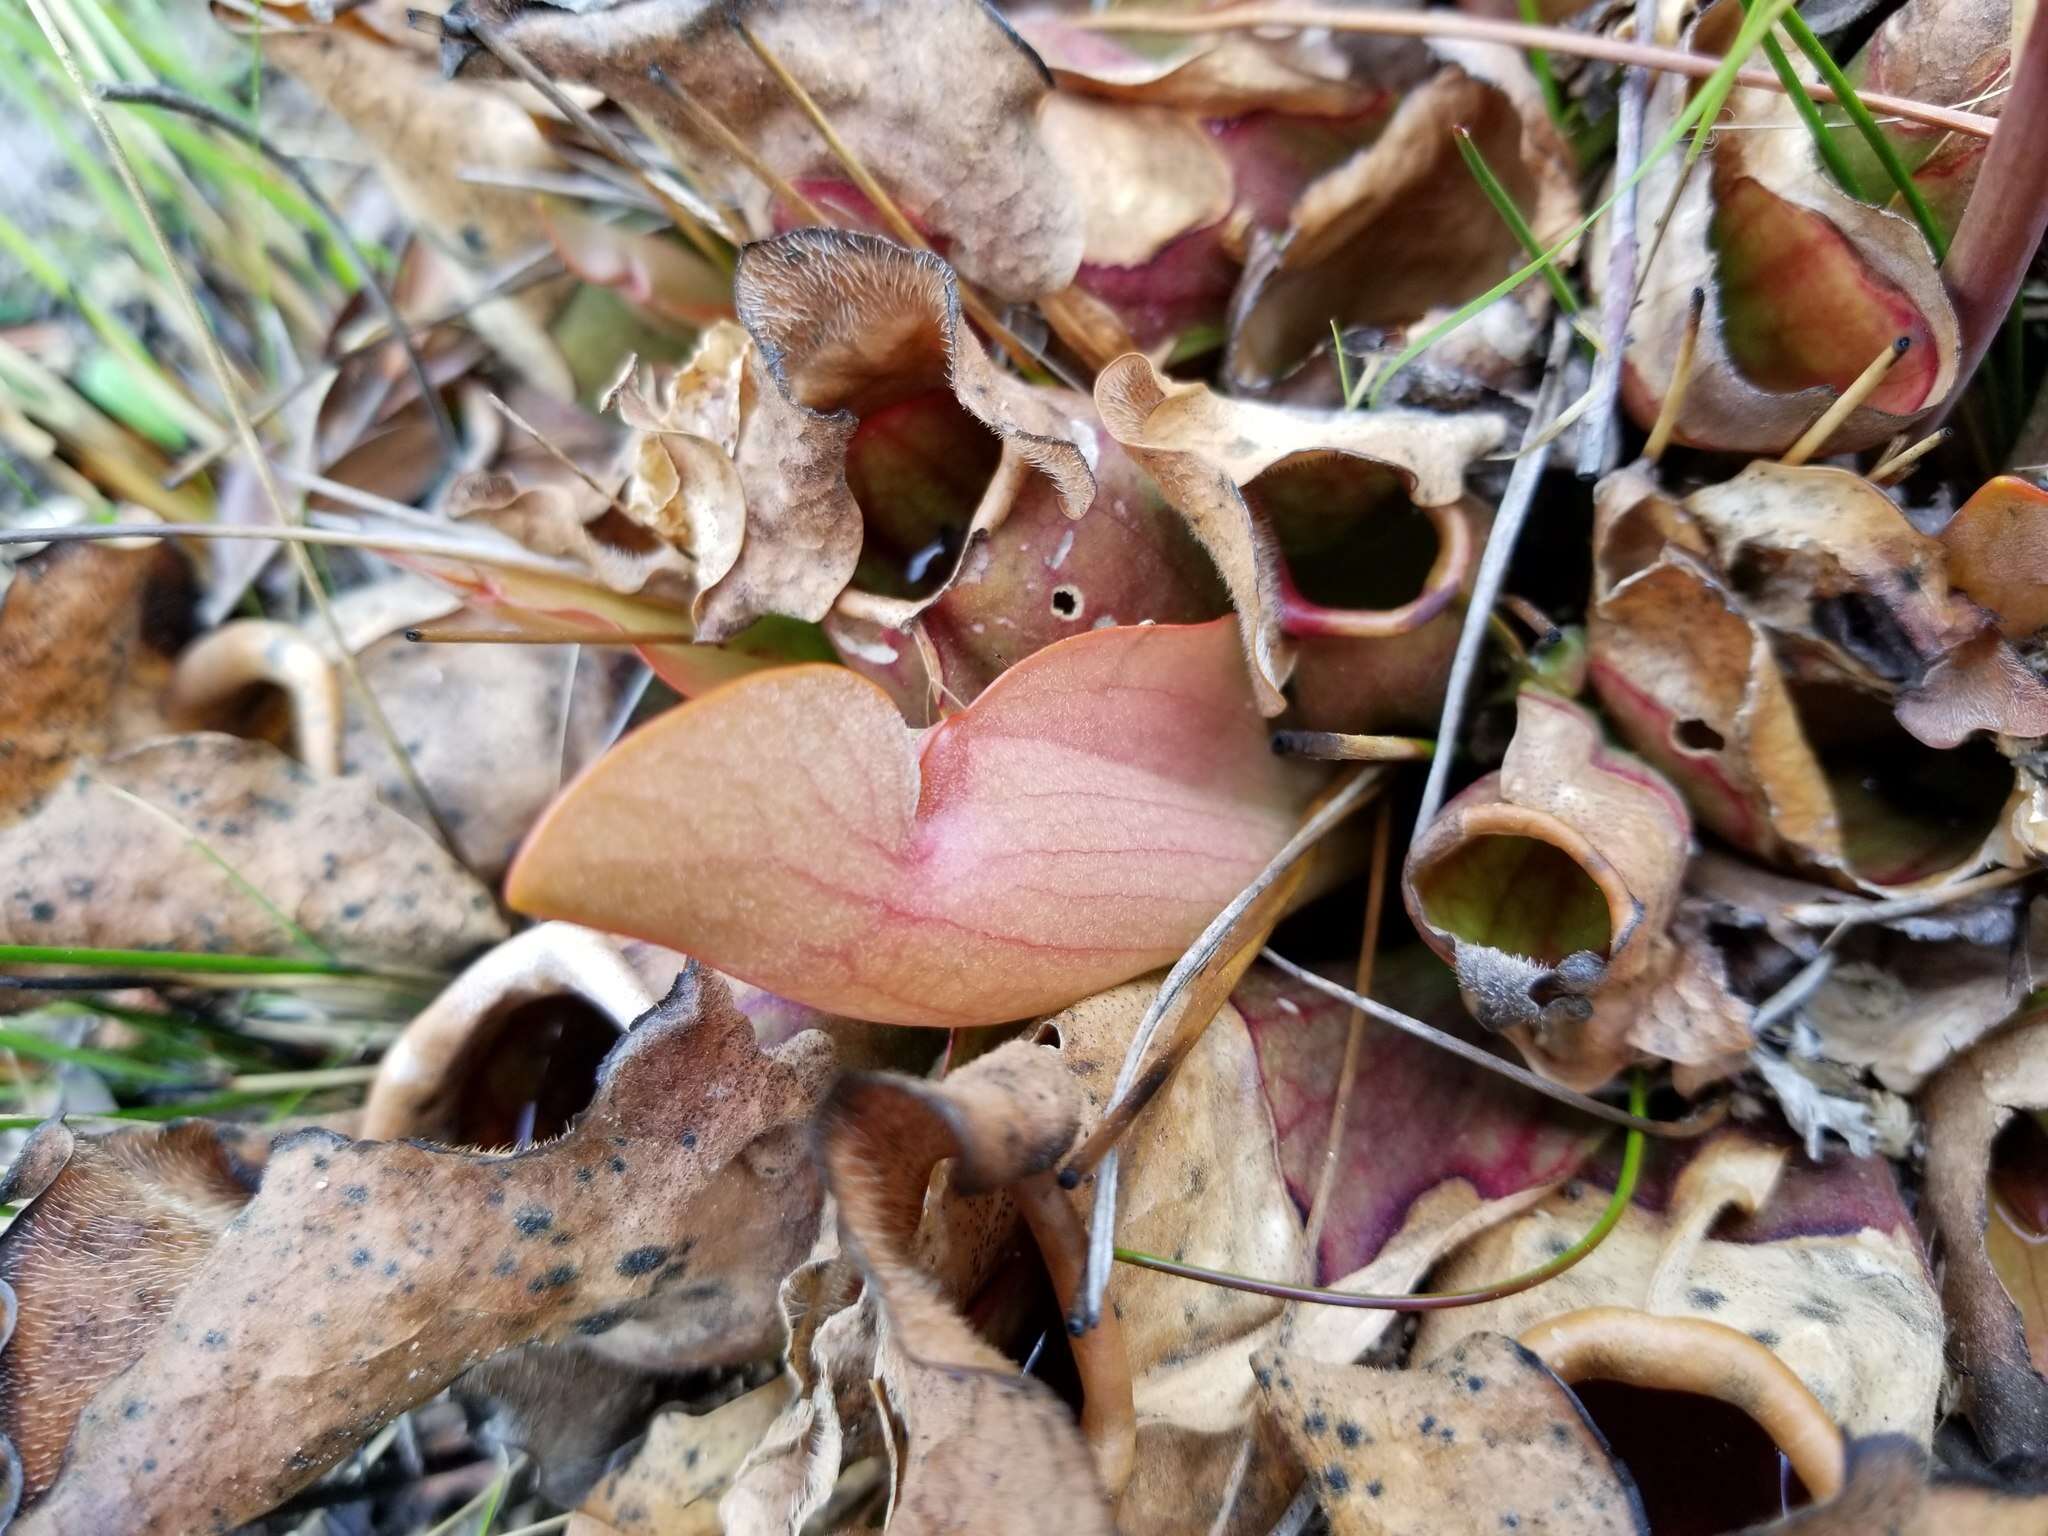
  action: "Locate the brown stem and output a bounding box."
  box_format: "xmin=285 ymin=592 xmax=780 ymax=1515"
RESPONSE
xmin=1941 ymin=10 xmax=2048 ymax=405
xmin=1299 ymin=801 xmax=1393 ymax=1264
xmin=1014 ymin=1173 xmax=1136 ymax=1500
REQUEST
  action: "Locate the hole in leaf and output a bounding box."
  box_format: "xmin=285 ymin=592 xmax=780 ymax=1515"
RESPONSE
xmin=1571 ymin=1380 xmax=1808 ymax=1535
xmin=1986 ymin=1110 xmax=2048 ymax=1377
xmin=1247 ymin=454 xmax=1440 ymax=610
xmin=1412 ymin=835 xmax=1610 ymax=965
xmin=845 ymin=389 xmax=1003 ymax=601
xmin=1673 ymin=718 xmax=1726 ymax=753
xmin=449 ymin=995 xmax=620 ymax=1150
xmin=1790 ymin=682 xmax=2010 ymax=886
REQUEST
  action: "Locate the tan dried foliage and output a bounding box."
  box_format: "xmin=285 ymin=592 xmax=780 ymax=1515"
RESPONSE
xmin=453 ymin=0 xmax=1084 ymax=301
xmin=1414 ymin=1134 xmax=1945 ymax=1443
xmin=1257 ymin=1332 xmax=1642 ymax=1536
xmin=1922 ymin=1011 xmax=2048 ymax=1465
xmin=0 ymin=1122 xmax=259 ymax=1512
xmin=731 ymin=1039 xmax=1111 ymax=1535
xmin=14 ymin=968 xmax=832 ymax=1534
xmin=0 ymin=734 xmax=505 ymax=968
xmin=1227 ymin=43 xmax=1579 ymax=393
xmin=0 ymin=544 xmax=186 ymax=823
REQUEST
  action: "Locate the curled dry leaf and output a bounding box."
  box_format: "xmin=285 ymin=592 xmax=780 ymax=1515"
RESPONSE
xmin=1922 ymin=1011 xmax=2048 ymax=1465
xmin=1588 ymin=466 xmax=2032 ymax=894
xmin=709 ymin=230 xmax=1094 ymax=641
xmin=571 ymin=1376 xmax=795 ymax=1536
xmin=1045 ymin=979 xmax=1309 ymax=1534
xmin=1403 ymin=690 xmax=1729 ymax=1090
xmin=250 ymin=11 xmax=575 ymax=397
xmin=0 ymin=543 xmax=188 ymax=823
xmin=1094 ymin=351 xmax=1501 ymax=715
xmin=1691 ymin=850 xmax=2046 ymax=1093
xmin=0 ymin=735 xmax=505 ymax=969
xmin=1938 ymin=475 xmax=2048 ymax=642
xmin=14 ymin=968 xmax=833 ymax=1535
xmin=1413 ymin=1131 xmax=1945 ymax=1445
xmin=1607 ymin=0 xmax=1960 ymax=454
xmin=1256 ymin=1332 xmax=1644 ymax=1536
xmin=447 ymin=0 xmax=1084 ymax=302
xmin=1226 ymin=42 xmax=1580 ymax=395
xmin=0 ymin=1121 xmax=260 ymax=1516
xmin=507 ymin=619 xmax=1319 ymax=1027
xmin=809 ymin=1040 xmax=1110 ymax=1534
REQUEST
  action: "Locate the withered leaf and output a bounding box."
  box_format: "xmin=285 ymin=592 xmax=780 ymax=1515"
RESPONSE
xmin=0 ymin=544 xmax=187 ymax=824
xmin=447 ymin=0 xmax=1084 ymax=302
xmin=809 ymin=1041 xmax=1111 ymax=1534
xmin=573 ymin=1376 xmax=795 ymax=1536
xmin=1256 ymin=1333 xmax=1643 ymax=1536
xmin=1414 ymin=1133 xmax=1944 ymax=1444
xmin=254 ymin=13 xmax=575 ymax=397
xmin=0 ymin=735 xmax=505 ymax=969
xmin=0 ymin=1121 xmax=259 ymax=1513
xmin=1923 ymin=1011 xmax=2048 ymax=1464
xmin=15 ymin=968 xmax=831 ymax=1534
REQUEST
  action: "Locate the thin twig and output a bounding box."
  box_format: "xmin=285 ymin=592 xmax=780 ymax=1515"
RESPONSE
xmin=1413 ymin=316 xmax=1573 ymax=836
xmin=1577 ymin=0 xmax=1655 ymax=478
xmin=1073 ymin=769 xmax=1385 ymax=1332
xmin=26 ymin=0 xmax=461 ymax=856
xmin=1258 ymin=949 xmax=1725 ymax=1139
xmin=1299 ymin=801 xmax=1392 ymax=1265
xmin=1270 ymin=731 xmax=1435 ymax=762
xmin=1644 ymin=287 xmax=1706 ymax=463
xmin=1065 ymin=4 xmax=1995 ymax=137
xmin=0 ymin=519 xmax=588 ymax=577
xmin=96 ymin=81 xmax=460 ymax=470
xmin=1779 ymin=337 xmax=1909 ymax=465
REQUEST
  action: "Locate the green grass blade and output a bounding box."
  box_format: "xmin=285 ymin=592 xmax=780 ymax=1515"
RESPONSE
xmin=1515 ymin=0 xmax=1568 ymax=130
xmin=1777 ymin=8 xmax=1948 ymax=260
xmin=1454 ymin=125 xmax=1582 ymax=315
xmin=0 ymin=944 xmax=369 ymax=978
xmin=1737 ymin=0 xmax=1862 ymax=198
xmin=1370 ymin=0 xmax=1799 ymax=404
xmin=0 ymin=1025 xmax=195 ymax=1084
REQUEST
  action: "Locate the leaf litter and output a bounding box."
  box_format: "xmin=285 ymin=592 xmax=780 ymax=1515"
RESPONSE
xmin=4 ymin=0 xmax=2048 ymax=1531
